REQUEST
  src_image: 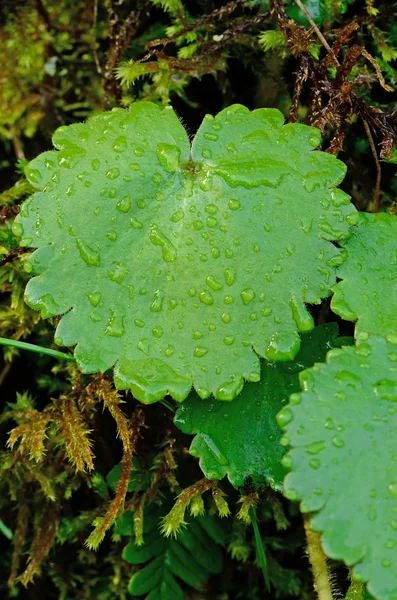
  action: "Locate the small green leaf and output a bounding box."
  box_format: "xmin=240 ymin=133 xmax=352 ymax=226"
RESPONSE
xmin=174 ymin=324 xmax=349 ymax=490
xmin=331 ymin=212 xmax=397 ymax=338
xmin=14 ymin=102 xmax=355 ymax=403
xmin=123 ymin=504 xmax=224 ymax=599
xmin=280 ymin=335 xmax=397 ymax=600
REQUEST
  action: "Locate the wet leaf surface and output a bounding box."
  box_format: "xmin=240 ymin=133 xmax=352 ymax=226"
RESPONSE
xmin=14 ymin=102 xmax=356 ymax=402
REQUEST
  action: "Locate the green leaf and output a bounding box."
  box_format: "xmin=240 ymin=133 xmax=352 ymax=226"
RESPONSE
xmin=286 ymin=0 xmax=326 ymax=26
xmin=123 ymin=505 xmax=224 ymax=599
xmin=279 ymin=335 xmax=397 ymax=600
xmin=13 ymin=102 xmax=356 ymax=403
xmin=331 ymin=212 xmax=397 ymax=338
xmin=174 ymin=324 xmax=350 ymax=490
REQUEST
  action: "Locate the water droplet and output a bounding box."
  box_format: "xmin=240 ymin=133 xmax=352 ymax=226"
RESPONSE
xmin=108 ymin=262 xmax=128 ymax=284
xmin=116 ymin=196 xmax=131 ymax=212
xmin=134 ymin=318 xmax=145 ymax=328
xmin=224 ymin=295 xmax=234 ymax=304
xmin=306 ymin=440 xmax=326 ymax=455
xmin=241 ymin=288 xmax=255 ymax=305
xmin=228 ymin=199 xmax=240 ymax=211
xmin=204 ymin=132 xmax=219 ymax=142
xmin=332 ymin=435 xmax=345 ymax=448
xmin=276 ymin=408 xmax=293 ymax=428
xmin=216 ymin=376 xmax=244 ymax=400
xmin=193 ymin=330 xmax=203 ymax=340
xmin=221 ymin=312 xmax=231 ymax=324
xmin=224 ymin=267 xmax=236 ymax=286
xmin=106 ymin=167 xmax=120 ymax=180
xmin=150 ymin=290 xmax=164 ymax=312
xmin=106 ymin=230 xmax=118 ymax=241
xmin=152 ymin=326 xmax=163 ymax=338
xmin=281 ymin=455 xmax=293 ymax=469
xmin=386 ymin=333 xmax=397 ymax=345
xmin=156 ymin=142 xmax=181 ymax=173
xmin=374 ymin=380 xmax=397 ymax=402
xmin=194 ymin=345 xmax=208 ymax=358
xmin=223 ymin=336 xmax=234 ymax=346
xmin=88 ymin=291 xmax=102 ymax=307
xmin=266 ymin=332 xmax=300 ymax=361
xmin=170 ymin=209 xmax=185 ymax=222
xmin=289 ymin=295 xmax=314 ymax=332
xmin=206 ymin=216 xmax=218 ymax=227
xmin=335 ymin=370 xmax=362 ymax=390
xmin=382 ymin=559 xmax=392 ymax=568
xmin=105 ymin=309 xmax=125 ymax=337
xmin=199 ymin=290 xmax=214 ymax=306
xmin=112 ymin=135 xmax=127 ymax=152
xmin=149 ymin=225 xmax=177 ymax=262
xmin=388 ymin=483 xmax=397 ymax=498
xmin=12 ymin=222 xmax=23 ymax=237
xmin=202 ymin=148 xmax=212 ymax=159
xmin=388 ymin=352 xmax=397 ymax=362
xmin=76 ymin=238 xmax=100 ymax=267
xmin=324 ymin=418 xmax=335 ymax=429
xmin=130 ymin=217 xmax=143 ymax=229
xmin=309 ymin=458 xmax=321 ymax=469
xmin=91 ymin=158 xmax=100 ymax=171
xmin=353 ymin=342 xmax=372 ymax=360
xmin=205 ymin=275 xmax=223 ymax=291
xmin=168 ymin=298 xmax=178 ymax=310
xmin=26 ymin=168 xmax=43 ymax=184
xmin=134 ymin=147 xmax=145 ymax=156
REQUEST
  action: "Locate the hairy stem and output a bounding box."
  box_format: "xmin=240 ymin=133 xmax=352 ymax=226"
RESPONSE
xmin=304 ymin=514 xmax=333 ymax=600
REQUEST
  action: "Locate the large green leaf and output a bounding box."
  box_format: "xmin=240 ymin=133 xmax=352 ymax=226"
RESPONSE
xmin=13 ymin=102 xmax=356 ymax=402
xmin=278 ymin=335 xmax=397 ymax=600
xmin=122 ymin=504 xmax=225 ymax=599
xmin=174 ymin=324 xmax=349 ymax=490
xmin=331 ymin=212 xmax=397 ymax=339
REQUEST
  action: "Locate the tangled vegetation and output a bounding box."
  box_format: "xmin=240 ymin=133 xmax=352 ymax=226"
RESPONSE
xmin=1 ymin=1 xmax=396 ymax=599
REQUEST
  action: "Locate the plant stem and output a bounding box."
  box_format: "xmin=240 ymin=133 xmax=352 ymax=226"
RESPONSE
xmin=344 ymin=578 xmax=365 ymax=600
xmin=303 ymin=514 xmax=333 ymax=600
xmin=0 ymin=337 xmax=75 ymax=362
xmin=249 ymin=507 xmax=270 ymax=593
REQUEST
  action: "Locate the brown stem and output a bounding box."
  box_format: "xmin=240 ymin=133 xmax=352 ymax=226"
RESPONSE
xmin=362 ymin=119 xmax=381 ymax=212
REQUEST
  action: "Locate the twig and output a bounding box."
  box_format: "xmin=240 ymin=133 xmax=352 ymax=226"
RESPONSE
xmin=11 ymin=136 xmax=25 ymax=160
xmin=294 ymin=0 xmax=339 ymax=65
xmin=0 ymin=361 xmax=12 ymax=386
xmin=362 ymin=119 xmax=381 ymax=212
xmin=92 ymin=0 xmax=102 ymax=74
xmin=304 ymin=514 xmax=333 ymax=600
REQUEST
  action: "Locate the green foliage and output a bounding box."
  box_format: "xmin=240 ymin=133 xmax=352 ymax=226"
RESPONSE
xmin=1 ymin=1 xmax=397 ymax=599
xmin=174 ymin=323 xmax=349 ymax=490
xmin=13 ymin=102 xmax=356 ymax=403
xmin=279 ymin=335 xmax=397 ymax=599
xmin=122 ymin=504 xmax=225 ymax=599
xmin=332 ymin=212 xmax=397 ymax=338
